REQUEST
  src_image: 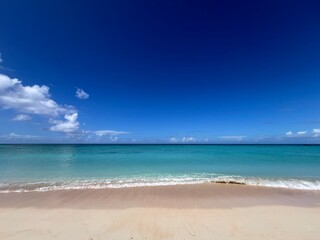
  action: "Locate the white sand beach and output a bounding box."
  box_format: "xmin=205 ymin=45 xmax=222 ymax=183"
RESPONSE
xmin=0 ymin=184 xmax=320 ymax=240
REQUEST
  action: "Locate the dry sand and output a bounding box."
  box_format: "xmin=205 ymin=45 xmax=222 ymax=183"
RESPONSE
xmin=0 ymin=184 xmax=319 ymax=240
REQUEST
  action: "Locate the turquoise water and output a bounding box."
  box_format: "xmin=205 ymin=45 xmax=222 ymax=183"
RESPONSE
xmin=0 ymin=144 xmax=320 ymax=191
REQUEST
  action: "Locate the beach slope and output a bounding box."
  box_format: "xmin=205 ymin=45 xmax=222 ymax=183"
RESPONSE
xmin=0 ymin=184 xmax=319 ymax=240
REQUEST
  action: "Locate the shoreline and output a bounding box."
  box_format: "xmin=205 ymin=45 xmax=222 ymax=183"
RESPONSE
xmin=0 ymin=183 xmax=319 ymax=209
xmin=1 ymin=184 xmax=320 ymax=239
xmin=1 ymin=176 xmax=320 ymax=192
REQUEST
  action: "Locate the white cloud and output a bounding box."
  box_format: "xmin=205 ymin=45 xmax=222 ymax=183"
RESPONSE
xmin=0 ymin=73 xmax=82 ymax=135
xmin=110 ymin=136 xmax=118 ymax=142
xmin=1 ymin=132 xmax=38 ymax=139
xmin=50 ymin=113 xmax=80 ymax=133
xmin=76 ymin=88 xmax=89 ymax=99
xmin=0 ymin=74 xmax=73 ymax=116
xmin=313 ymin=129 xmax=320 ymax=134
xmin=170 ymin=137 xmax=208 ymax=143
xmin=286 ymin=131 xmax=293 ymax=136
xmin=219 ymin=136 xmax=246 ymax=141
xmin=182 ymin=137 xmax=196 ymax=143
xmin=313 ymin=129 xmax=320 ymax=138
xmin=0 ymin=72 xmax=128 ymax=139
xmin=12 ymin=114 xmax=32 ymax=121
xmin=94 ymin=130 xmax=129 ymax=137
xmin=169 ymin=137 xmax=178 ymax=143
xmin=297 ymin=131 xmax=307 ymax=135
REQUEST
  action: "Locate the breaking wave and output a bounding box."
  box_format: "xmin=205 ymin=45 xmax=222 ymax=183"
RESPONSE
xmin=1 ymin=174 xmax=320 ymax=192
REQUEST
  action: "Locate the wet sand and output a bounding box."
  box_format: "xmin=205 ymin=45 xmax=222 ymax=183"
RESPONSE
xmin=0 ymin=184 xmax=319 ymax=239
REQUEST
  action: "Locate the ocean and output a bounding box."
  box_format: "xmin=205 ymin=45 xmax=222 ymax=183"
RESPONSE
xmin=0 ymin=144 xmax=320 ymax=192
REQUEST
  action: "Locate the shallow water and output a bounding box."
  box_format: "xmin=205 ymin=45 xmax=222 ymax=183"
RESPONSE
xmin=0 ymin=144 xmax=320 ymax=191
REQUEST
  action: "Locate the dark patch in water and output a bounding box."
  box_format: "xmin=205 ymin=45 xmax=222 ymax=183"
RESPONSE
xmin=213 ymin=180 xmax=245 ymax=185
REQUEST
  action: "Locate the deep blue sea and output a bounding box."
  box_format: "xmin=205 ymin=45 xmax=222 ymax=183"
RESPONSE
xmin=0 ymin=144 xmax=320 ymax=192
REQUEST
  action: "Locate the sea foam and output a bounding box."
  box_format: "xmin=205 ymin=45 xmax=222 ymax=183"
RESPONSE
xmin=1 ymin=174 xmax=320 ymax=192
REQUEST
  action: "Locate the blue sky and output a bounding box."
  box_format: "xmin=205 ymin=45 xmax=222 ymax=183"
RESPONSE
xmin=0 ymin=0 xmax=320 ymax=143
